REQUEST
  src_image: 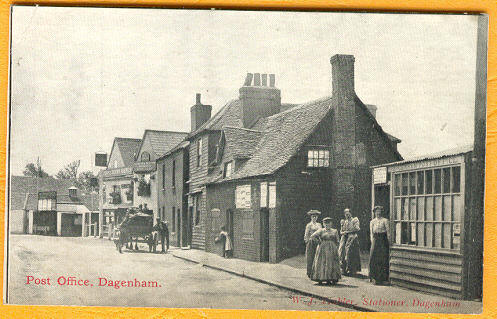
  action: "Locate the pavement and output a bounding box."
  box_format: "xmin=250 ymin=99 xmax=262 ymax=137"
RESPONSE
xmin=171 ymin=248 xmax=483 ymax=314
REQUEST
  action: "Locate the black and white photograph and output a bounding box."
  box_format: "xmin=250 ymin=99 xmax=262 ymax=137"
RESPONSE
xmin=5 ymin=7 xmax=487 ymax=313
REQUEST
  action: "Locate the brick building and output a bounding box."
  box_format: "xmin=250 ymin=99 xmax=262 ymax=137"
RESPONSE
xmin=156 ymin=140 xmax=190 ymax=247
xmin=202 ymin=55 xmax=402 ymax=262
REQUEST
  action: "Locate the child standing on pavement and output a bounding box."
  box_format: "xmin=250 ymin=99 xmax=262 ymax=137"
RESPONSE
xmin=215 ymin=226 xmax=233 ymax=258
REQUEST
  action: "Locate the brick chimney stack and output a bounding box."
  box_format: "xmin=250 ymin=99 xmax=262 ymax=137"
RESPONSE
xmin=330 ymin=54 xmax=355 ymax=96
xmin=239 ymin=73 xmax=281 ymax=128
xmin=190 ymin=93 xmax=212 ymax=132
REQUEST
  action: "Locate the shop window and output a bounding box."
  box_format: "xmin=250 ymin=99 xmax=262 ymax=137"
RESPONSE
xmin=401 ymin=173 xmax=408 ymax=195
xmin=307 ymin=149 xmax=330 ymax=167
xmin=392 ymin=165 xmax=462 ymax=251
xmin=417 ymin=171 xmax=424 ymax=194
xmin=425 ymin=170 xmax=433 ymax=194
xmin=434 ymin=169 xmax=441 ymax=194
xmin=452 ymin=167 xmax=461 ymax=193
xmin=409 ymin=172 xmax=416 ymax=195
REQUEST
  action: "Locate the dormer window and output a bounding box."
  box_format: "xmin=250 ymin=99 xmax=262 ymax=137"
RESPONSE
xmin=224 ymin=161 xmax=233 ymax=178
xmin=307 ymin=149 xmax=330 ymax=167
xmin=141 ymin=152 xmax=151 ymax=162
xmin=69 ymin=187 xmax=77 ymax=198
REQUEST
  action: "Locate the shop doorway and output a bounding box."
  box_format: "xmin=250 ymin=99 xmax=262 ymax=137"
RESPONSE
xmin=373 ymin=184 xmax=390 ymax=219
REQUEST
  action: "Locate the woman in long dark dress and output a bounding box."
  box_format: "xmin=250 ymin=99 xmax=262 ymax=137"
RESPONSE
xmin=304 ymin=210 xmax=322 ymax=278
xmin=339 ymin=208 xmax=362 ymax=275
xmin=310 ymin=217 xmax=341 ymax=285
xmin=369 ymin=206 xmax=390 ymax=285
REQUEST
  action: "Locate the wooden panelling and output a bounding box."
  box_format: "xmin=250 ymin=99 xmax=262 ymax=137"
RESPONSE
xmin=390 ymin=278 xmax=461 ymax=300
xmin=390 ymin=257 xmax=461 ymax=274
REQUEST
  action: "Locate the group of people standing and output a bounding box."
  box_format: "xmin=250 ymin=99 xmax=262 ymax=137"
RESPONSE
xmin=304 ymin=206 xmax=390 ymax=286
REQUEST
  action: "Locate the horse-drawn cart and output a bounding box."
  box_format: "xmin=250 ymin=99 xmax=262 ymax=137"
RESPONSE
xmin=114 ymin=212 xmax=154 ymax=253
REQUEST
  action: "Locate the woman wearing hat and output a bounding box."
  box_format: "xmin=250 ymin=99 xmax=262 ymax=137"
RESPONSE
xmin=309 ymin=217 xmax=341 ymax=285
xmin=369 ymin=206 xmax=390 ymax=285
xmin=304 ymin=210 xmax=322 ymax=278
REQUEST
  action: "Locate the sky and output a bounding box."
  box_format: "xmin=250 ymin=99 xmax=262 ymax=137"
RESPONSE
xmin=10 ymin=7 xmax=479 ymax=176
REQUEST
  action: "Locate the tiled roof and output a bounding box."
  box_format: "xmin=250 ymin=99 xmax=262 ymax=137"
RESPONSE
xmin=222 ymin=126 xmax=263 ymax=159
xmin=9 ymin=176 xmax=82 ymax=210
xmin=157 ymin=140 xmax=190 ymax=161
xmin=115 ymin=138 xmax=142 ymax=167
xmin=141 ymin=130 xmax=188 ymax=158
xmin=227 ymin=96 xmax=334 ymax=180
xmin=80 ymin=192 xmax=100 ymax=211
xmin=188 ymin=99 xmax=242 ymax=139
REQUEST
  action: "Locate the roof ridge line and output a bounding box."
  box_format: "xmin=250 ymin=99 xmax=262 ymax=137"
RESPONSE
xmin=222 ymin=126 xmax=262 ymax=133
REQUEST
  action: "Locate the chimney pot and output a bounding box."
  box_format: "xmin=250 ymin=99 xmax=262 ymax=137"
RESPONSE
xmin=244 ymin=73 xmax=253 ymax=86
xmin=262 ymin=74 xmax=268 ymax=86
xmin=254 ymin=73 xmax=261 ymax=86
xmin=196 ymin=93 xmax=201 ymax=104
xmin=269 ymin=74 xmax=275 ymax=87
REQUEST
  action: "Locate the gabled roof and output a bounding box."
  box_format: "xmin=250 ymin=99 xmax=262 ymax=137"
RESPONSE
xmin=188 ymin=99 xmax=242 ymax=139
xmin=157 ymin=140 xmax=190 ymax=161
xmin=137 ymin=130 xmax=188 ymax=159
xmin=9 ymin=176 xmax=83 ymax=210
xmin=112 ymin=137 xmax=142 ymax=167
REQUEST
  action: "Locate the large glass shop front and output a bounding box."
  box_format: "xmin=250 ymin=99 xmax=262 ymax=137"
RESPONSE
xmin=372 ymin=148 xmax=481 ymax=300
xmin=392 ymin=165 xmax=462 ymax=251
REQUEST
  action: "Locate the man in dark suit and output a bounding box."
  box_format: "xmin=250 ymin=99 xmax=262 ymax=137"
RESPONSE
xmin=153 ymin=218 xmax=169 ymax=253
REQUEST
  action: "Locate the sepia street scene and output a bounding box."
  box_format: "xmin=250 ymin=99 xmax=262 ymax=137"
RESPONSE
xmin=6 ymin=7 xmax=486 ymax=313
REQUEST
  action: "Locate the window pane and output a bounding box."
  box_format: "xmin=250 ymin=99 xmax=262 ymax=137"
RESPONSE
xmin=319 ymin=150 xmax=325 ymax=159
xmin=426 ymin=223 xmax=433 ymax=247
xmin=443 ymin=168 xmax=451 ymax=194
xmin=417 ymin=223 xmax=425 ymax=247
xmin=395 ymin=198 xmax=401 ymax=220
xmin=409 ymin=172 xmax=416 ymax=195
xmin=443 ymin=223 xmax=451 ymax=249
xmin=452 ymin=166 xmax=461 ymax=193
xmin=426 ymin=196 xmax=433 ymax=221
xmin=395 ymin=174 xmax=401 ymax=196
xmin=434 ymin=169 xmax=441 ymax=193
xmin=443 ymin=195 xmax=452 ymax=221
xmin=409 ymin=198 xmax=417 ymax=220
xmin=453 ymin=224 xmax=461 ymax=250
xmin=417 ymin=197 xmax=425 ymax=221
xmin=402 ymin=173 xmax=408 ymax=195
xmin=426 ymin=170 xmax=433 ymax=194
xmin=434 ymin=196 xmax=442 ymax=221
xmin=453 ymin=195 xmax=461 ymax=222
xmin=434 ymin=223 xmax=442 ymax=247
xmin=308 ymin=159 xmax=313 ymax=167
xmin=318 ymin=158 xmax=324 ymax=167
xmin=417 ymin=171 xmax=424 ymax=194
xmin=401 ymin=222 xmax=409 ymax=244
xmin=395 ymin=222 xmax=401 ymax=244
xmin=323 ymin=159 xmax=329 ymax=167
xmin=308 ymin=150 xmax=314 ymax=159
xmin=402 ymin=198 xmax=408 ymax=220
xmin=324 ymin=150 xmax=330 ymax=160
xmin=410 ymin=223 xmax=417 ymax=244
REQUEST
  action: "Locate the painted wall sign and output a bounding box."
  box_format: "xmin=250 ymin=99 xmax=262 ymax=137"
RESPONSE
xmin=268 ymin=182 xmax=276 ymax=208
xmin=260 ymin=182 xmax=268 ymax=208
xmin=373 ymin=167 xmax=387 ymax=184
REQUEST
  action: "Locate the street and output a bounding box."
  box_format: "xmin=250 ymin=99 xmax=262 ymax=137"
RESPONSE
xmin=7 ymin=235 xmax=353 ymax=311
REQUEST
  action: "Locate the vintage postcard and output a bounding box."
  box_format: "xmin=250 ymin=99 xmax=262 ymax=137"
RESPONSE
xmin=5 ymin=7 xmax=486 ymax=314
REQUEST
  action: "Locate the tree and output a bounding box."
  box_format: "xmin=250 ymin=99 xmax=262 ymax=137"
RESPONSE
xmin=55 ymin=160 xmax=80 ymax=180
xmin=77 ymin=170 xmax=99 ymax=193
xmin=23 ymin=160 xmax=49 ymax=178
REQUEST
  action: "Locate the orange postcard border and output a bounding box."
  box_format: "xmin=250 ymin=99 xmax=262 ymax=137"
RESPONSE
xmin=0 ymin=1 xmax=495 ymax=318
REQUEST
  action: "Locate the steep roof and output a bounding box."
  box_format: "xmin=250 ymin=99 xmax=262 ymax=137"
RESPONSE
xmin=80 ymin=192 xmax=100 ymax=211
xmin=222 ymin=126 xmax=263 ymax=159
xmin=157 ymin=140 xmax=190 ymax=161
xmin=228 ymin=96 xmax=334 ymax=180
xmin=138 ymin=130 xmax=189 ymax=159
xmin=9 ymin=176 xmax=83 ymax=210
xmin=113 ymin=138 xmax=142 ymax=167
xmin=188 ymin=99 xmax=242 ymax=139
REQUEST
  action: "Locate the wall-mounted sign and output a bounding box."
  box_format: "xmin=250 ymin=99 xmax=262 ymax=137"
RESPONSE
xmin=373 ymin=167 xmax=387 ymax=184
xmin=236 ymin=184 xmax=251 ymax=209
